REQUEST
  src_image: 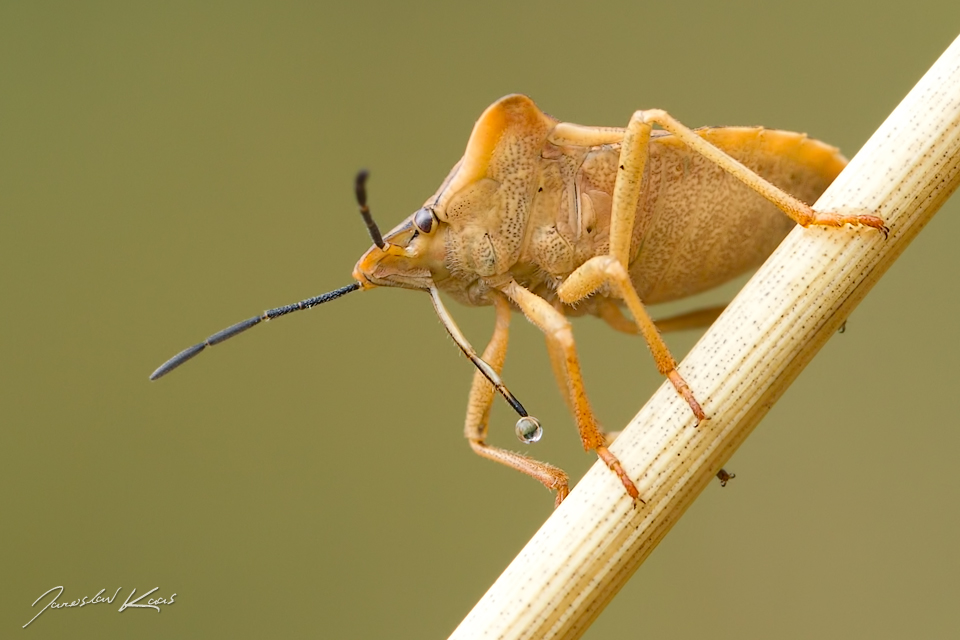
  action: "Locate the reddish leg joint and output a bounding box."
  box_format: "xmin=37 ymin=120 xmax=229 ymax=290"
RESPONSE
xmin=667 ymin=370 xmax=708 ymax=423
xmin=597 ymin=445 xmax=643 ymax=503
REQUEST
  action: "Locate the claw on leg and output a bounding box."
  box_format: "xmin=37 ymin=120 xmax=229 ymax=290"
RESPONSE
xmin=800 ymin=209 xmax=889 ymax=237
xmin=667 ymin=370 xmax=707 ymax=424
xmin=597 ymin=445 xmax=643 ymax=503
xmin=469 ymin=440 xmax=571 ymax=506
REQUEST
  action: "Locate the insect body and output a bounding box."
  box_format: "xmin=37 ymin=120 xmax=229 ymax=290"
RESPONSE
xmin=152 ymin=95 xmax=885 ymax=506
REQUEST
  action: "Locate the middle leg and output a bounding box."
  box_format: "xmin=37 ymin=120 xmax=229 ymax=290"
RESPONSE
xmin=557 ymin=112 xmax=707 ymax=422
xmin=498 ymin=278 xmax=642 ymax=502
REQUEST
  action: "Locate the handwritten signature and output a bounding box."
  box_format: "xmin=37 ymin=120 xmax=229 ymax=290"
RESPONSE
xmin=23 ymin=585 xmax=176 ymax=628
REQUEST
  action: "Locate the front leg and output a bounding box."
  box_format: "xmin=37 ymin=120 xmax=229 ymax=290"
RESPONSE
xmin=464 ymin=292 xmax=570 ymax=506
xmin=497 ymin=279 xmax=642 ymax=503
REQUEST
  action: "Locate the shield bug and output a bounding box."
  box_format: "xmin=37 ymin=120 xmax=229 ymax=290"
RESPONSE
xmin=151 ymin=95 xmax=885 ymax=505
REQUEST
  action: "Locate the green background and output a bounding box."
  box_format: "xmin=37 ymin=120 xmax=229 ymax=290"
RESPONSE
xmin=3 ymin=2 xmax=958 ymax=638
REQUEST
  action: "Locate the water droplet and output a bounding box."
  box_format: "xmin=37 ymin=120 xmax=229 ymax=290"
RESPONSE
xmin=515 ymin=416 xmax=543 ymax=443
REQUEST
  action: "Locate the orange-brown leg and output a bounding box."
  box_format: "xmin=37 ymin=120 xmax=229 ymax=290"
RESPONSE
xmin=638 ymin=109 xmax=888 ymax=235
xmin=498 ymin=279 xmax=642 ymax=503
xmin=597 ymin=300 xmax=727 ymax=468
xmin=543 ymin=313 xmax=576 ymax=416
xmin=652 ymin=304 xmax=726 ymax=333
xmin=465 ymin=292 xmax=570 ymax=506
xmin=549 ymin=110 xmax=887 ymax=235
xmin=557 ymin=111 xmax=708 ymax=422
xmin=552 ymin=108 xmax=884 ymax=426
xmin=545 ymin=325 xmax=623 ymax=449
xmin=597 ymin=298 xmax=726 ymax=335
xmin=596 ymin=299 xmax=640 ymax=335
xmin=559 ymin=256 xmax=707 ymax=423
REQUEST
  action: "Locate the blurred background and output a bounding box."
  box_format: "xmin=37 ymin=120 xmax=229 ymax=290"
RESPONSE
xmin=2 ymin=2 xmax=958 ymax=638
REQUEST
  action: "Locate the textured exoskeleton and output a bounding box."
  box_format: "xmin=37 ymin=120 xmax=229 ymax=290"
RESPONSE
xmin=352 ymin=94 xmax=885 ymax=505
xmin=152 ymin=94 xmax=885 ymax=506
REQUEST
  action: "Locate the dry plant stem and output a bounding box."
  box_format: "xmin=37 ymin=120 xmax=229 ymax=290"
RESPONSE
xmin=449 ymin=35 xmax=960 ymax=640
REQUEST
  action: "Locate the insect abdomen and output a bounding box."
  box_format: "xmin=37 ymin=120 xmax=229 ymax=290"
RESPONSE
xmin=626 ymin=127 xmax=847 ymax=303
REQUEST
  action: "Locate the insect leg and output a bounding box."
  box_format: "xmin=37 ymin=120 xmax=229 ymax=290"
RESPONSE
xmin=558 ymin=112 xmax=707 ymax=422
xmin=547 ymin=122 xmax=625 ymax=147
xmin=639 ymin=109 xmax=887 ymax=235
xmin=559 ymin=256 xmax=707 ymax=422
xmin=543 ymin=326 xmax=576 ymax=416
xmin=543 ymin=323 xmax=623 ymax=451
xmin=597 ymin=299 xmax=725 ymax=335
xmin=498 ymin=279 xmax=642 ymax=503
xmin=541 ymin=319 xmax=623 ymax=447
xmin=651 ymin=305 xmax=726 ymax=333
xmin=466 ymin=293 xmax=570 ymax=506
xmin=596 ymin=299 xmax=640 ymax=335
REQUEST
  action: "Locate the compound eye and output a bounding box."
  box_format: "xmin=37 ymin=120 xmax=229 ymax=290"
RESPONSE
xmin=413 ymin=207 xmax=437 ymax=234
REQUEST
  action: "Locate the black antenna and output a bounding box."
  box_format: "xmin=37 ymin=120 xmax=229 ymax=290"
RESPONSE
xmin=149 ymin=282 xmax=361 ymax=380
xmin=355 ymin=170 xmax=385 ymax=249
